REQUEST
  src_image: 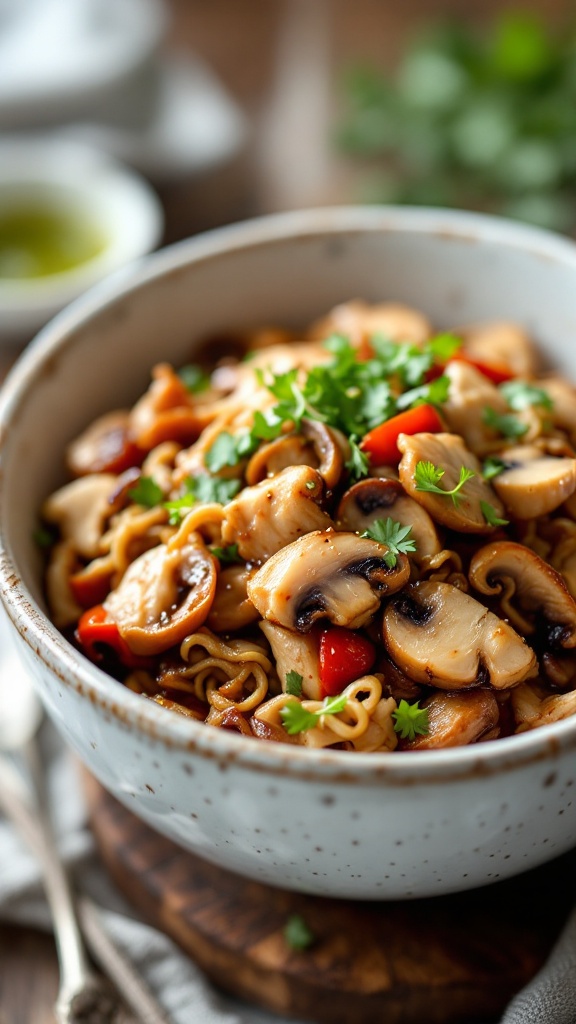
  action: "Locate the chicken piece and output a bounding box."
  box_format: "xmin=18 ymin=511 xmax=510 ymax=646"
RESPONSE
xmin=220 ymin=465 xmax=332 ymax=563
xmin=398 ymin=432 xmax=505 ymax=533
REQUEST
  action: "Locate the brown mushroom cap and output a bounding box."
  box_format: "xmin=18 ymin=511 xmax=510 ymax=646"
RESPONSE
xmin=336 ymin=478 xmax=442 ymax=561
xmin=247 ymin=529 xmax=410 ymax=632
xmin=104 ymin=534 xmax=217 ymax=654
xmin=398 ymin=432 xmax=506 ymax=533
xmin=490 ymin=446 xmax=576 ymax=519
xmin=244 ymin=419 xmax=347 ymax=490
xmin=42 ymin=474 xmax=118 ymax=560
xmin=468 ymin=540 xmax=576 ymax=649
xmin=382 ymin=581 xmax=537 ymax=690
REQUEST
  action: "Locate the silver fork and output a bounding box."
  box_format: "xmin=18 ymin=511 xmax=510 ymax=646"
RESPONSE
xmin=0 ymin=614 xmax=170 ymax=1023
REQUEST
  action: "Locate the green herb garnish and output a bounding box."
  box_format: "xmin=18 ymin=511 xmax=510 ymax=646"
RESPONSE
xmin=210 ymin=543 xmax=242 ymax=565
xmin=178 ymin=364 xmax=211 ymax=393
xmin=346 ymin=436 xmax=371 ymax=482
xmin=285 ymin=671 xmax=304 ymax=697
xmin=280 ymin=694 xmax=348 ymax=735
xmin=33 ymin=525 xmax=55 ymax=549
xmin=482 ymin=406 xmax=529 ymax=440
xmin=482 ymin=455 xmax=507 ymax=480
xmin=480 ymin=501 xmax=509 ymax=526
xmin=164 ymin=474 xmax=240 ymax=524
xmin=204 ymin=431 xmax=257 ymax=472
xmin=499 ymin=380 xmax=553 ymax=411
xmin=128 ymin=476 xmax=164 ymax=508
xmin=284 ymin=914 xmax=315 ymax=951
xmin=392 ymin=699 xmax=429 ymax=740
xmin=360 ymin=517 xmax=417 ymax=567
xmin=414 ymin=460 xmax=475 ymax=506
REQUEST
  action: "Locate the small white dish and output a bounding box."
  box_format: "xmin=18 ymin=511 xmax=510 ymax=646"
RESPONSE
xmin=0 ymin=138 xmax=163 ymax=345
xmin=0 ymin=0 xmax=167 ymax=128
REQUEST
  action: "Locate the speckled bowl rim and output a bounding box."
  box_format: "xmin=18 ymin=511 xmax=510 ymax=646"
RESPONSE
xmin=2 ymin=205 xmax=576 ymax=785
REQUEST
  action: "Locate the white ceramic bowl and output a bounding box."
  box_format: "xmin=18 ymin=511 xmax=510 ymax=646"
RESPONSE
xmin=0 ymin=139 xmax=163 ymax=344
xmin=1 ymin=207 xmax=576 ymax=900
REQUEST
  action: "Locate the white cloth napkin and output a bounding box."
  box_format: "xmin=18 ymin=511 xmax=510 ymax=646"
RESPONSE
xmin=0 ymin=728 xmax=574 ymax=1024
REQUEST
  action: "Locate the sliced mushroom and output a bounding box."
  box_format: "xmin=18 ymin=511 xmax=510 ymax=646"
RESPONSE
xmin=398 ymin=432 xmax=505 ymax=533
xmin=403 ymin=689 xmax=500 ymax=750
xmin=42 ymin=474 xmax=118 ymax=560
xmin=129 ymin=363 xmax=204 ymax=450
xmin=207 ymin=564 xmax=260 ymax=633
xmin=382 ymin=581 xmax=537 ymax=690
xmin=104 ymin=533 xmax=217 ymax=654
xmin=490 ymin=446 xmax=576 ymax=519
xmin=442 ymin=361 xmax=511 ymax=457
xmin=247 ymin=529 xmax=410 ymax=632
xmin=220 ymin=465 xmax=332 ymax=564
xmin=260 ymin=620 xmax=322 ymax=700
xmin=458 ymin=321 xmax=539 ymax=378
xmin=245 ymin=419 xmax=347 ymax=490
xmin=468 ymin=540 xmax=576 ymax=649
xmin=336 ymin=478 xmax=442 ymax=561
xmin=511 ymin=680 xmax=576 ymax=732
xmin=66 ymin=410 xmax=141 ymax=477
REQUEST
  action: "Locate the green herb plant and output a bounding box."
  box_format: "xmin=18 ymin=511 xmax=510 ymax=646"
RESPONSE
xmin=337 ymin=13 xmax=576 ymax=233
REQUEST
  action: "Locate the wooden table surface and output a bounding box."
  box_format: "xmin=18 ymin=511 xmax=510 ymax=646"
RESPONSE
xmin=0 ymin=0 xmax=573 ymax=1020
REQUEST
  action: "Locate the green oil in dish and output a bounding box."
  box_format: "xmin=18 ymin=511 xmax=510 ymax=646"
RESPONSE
xmin=0 ymin=204 xmax=107 ymax=279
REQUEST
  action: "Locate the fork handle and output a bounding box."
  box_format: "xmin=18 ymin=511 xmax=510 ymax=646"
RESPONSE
xmin=0 ymin=746 xmax=117 ymax=1022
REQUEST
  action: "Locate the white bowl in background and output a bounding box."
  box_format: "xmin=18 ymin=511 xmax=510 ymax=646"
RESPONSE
xmin=0 ymin=138 xmax=163 ymax=344
xmin=0 ymin=206 xmax=576 ymax=900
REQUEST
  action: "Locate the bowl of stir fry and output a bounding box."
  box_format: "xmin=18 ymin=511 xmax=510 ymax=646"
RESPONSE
xmin=1 ymin=205 xmax=575 ymax=898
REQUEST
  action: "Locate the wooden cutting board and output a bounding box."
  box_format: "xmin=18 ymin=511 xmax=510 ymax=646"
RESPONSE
xmin=84 ymin=774 xmax=574 ymax=1024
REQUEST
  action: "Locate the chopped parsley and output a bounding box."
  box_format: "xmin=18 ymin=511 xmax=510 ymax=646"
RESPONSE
xmin=178 ymin=364 xmax=211 ymax=394
xmin=499 ymin=380 xmax=553 ymax=412
xmin=482 ymin=455 xmax=507 ymax=480
xmin=482 ymin=406 xmax=528 ymax=440
xmin=128 ymin=476 xmax=164 ymax=508
xmin=480 ymin=501 xmax=509 ymax=527
xmin=392 ymin=699 xmax=429 ymax=741
xmin=285 ymin=670 xmax=304 ymax=697
xmin=360 ymin=517 xmax=417 ymax=567
xmin=280 ymin=694 xmax=348 ymax=735
xmin=414 ymin=460 xmax=475 ymax=507
xmin=164 ymin=474 xmax=240 ymax=524
xmin=33 ymin=525 xmax=56 ymax=548
xmin=284 ymin=914 xmax=315 ymax=951
xmin=210 ymin=543 xmax=242 ymax=565
xmin=345 ymin=436 xmax=370 ymax=482
xmin=204 ymin=430 xmax=257 ymax=472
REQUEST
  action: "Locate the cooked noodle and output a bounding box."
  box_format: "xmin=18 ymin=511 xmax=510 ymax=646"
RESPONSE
xmin=40 ymin=301 xmax=576 ymax=751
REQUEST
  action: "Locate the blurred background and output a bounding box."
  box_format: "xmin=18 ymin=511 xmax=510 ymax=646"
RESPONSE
xmin=0 ymin=0 xmax=575 ymax=349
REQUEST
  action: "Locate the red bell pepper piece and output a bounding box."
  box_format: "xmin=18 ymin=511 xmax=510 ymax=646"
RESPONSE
xmin=76 ymin=605 xmax=153 ymax=669
xmin=69 ymin=568 xmax=112 ymax=608
xmin=360 ymin=403 xmax=443 ymax=466
xmin=450 ymin=354 xmax=514 ymax=385
xmin=319 ymin=627 xmax=376 ymax=697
